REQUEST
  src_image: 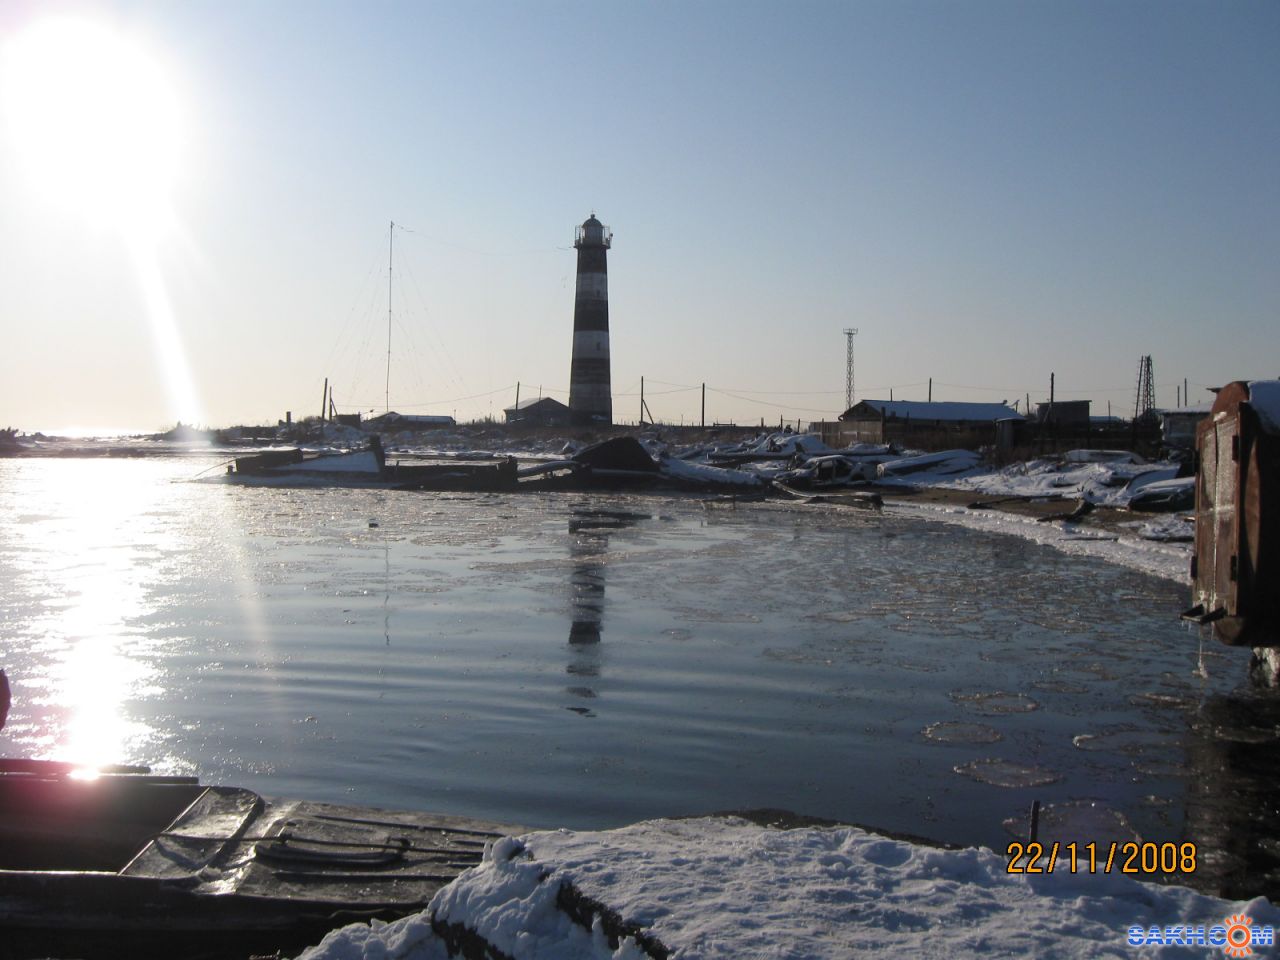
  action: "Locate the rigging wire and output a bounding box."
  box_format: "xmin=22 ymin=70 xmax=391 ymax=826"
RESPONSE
xmin=397 ymin=226 xmax=564 ymax=260
xmin=398 ymin=247 xmax=470 ymax=401
xmin=705 ymin=386 xmax=839 ymax=417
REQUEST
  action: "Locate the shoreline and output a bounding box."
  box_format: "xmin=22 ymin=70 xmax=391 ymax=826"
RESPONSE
xmin=867 ymin=484 xmax=1192 ymax=585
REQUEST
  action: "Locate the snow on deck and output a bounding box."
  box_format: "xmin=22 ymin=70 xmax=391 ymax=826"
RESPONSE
xmin=298 ymin=818 xmax=1278 ymax=960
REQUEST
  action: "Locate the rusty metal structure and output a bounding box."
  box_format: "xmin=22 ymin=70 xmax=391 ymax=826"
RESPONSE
xmin=1183 ymin=380 xmax=1280 ymax=646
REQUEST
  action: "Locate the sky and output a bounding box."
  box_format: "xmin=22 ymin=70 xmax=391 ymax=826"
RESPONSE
xmin=0 ymin=0 xmax=1276 ymax=434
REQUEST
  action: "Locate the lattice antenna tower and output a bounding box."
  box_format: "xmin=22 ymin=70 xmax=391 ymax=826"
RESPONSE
xmin=843 ymin=328 xmax=858 ymax=411
xmin=1134 ymin=355 xmax=1155 ymax=420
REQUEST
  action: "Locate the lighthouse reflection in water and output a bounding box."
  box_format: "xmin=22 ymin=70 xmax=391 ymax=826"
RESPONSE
xmin=565 ymin=508 xmax=648 ymax=716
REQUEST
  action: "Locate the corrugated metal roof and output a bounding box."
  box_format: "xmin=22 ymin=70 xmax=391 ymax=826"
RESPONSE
xmin=504 ymin=396 xmax=570 ymax=413
xmin=367 ymin=412 xmax=456 ymax=425
xmin=842 ymin=400 xmax=1023 ymax=422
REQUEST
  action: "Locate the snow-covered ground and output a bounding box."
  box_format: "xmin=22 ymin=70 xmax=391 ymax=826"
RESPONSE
xmin=300 ymin=818 xmax=1278 ymax=960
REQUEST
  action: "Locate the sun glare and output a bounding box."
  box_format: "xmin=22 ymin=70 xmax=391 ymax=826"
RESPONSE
xmin=1 ymin=16 xmax=183 ymax=239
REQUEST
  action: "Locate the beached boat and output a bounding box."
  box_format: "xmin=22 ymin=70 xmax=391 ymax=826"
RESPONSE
xmin=228 ymin=446 xmax=384 ymax=482
xmin=0 ymin=759 xmax=517 ymax=959
xmin=221 ymin=440 xmax=519 ymax=492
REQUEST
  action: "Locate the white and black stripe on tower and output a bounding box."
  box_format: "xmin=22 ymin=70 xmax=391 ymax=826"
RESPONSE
xmin=569 ymin=214 xmax=613 ymax=426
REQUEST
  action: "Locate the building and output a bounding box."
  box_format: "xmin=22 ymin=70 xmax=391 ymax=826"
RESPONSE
xmin=1035 ymin=399 xmax=1091 ymax=428
xmin=1161 ymin=403 xmax=1212 ymax=451
xmin=503 ymin=396 xmax=571 ymax=427
xmin=363 ymin=412 xmax=456 ymax=431
xmin=568 ymin=214 xmax=613 ymax=426
xmin=837 ymin=399 xmax=1023 ymax=448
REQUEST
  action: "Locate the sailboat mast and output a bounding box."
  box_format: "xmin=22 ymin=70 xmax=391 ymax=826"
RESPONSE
xmin=386 ymin=220 xmax=394 ymax=415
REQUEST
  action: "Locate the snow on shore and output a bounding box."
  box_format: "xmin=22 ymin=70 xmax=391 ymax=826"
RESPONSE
xmin=883 ymin=499 xmax=1191 ymax=584
xmin=299 ymin=818 xmax=1278 ymax=960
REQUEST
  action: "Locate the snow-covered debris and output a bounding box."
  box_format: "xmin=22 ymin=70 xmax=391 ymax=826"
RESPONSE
xmin=701 ymin=433 xmax=828 ymax=466
xmin=774 ymin=454 xmax=873 ymax=487
xmin=1126 ymin=476 xmax=1195 ymax=512
xmin=930 ymin=457 xmax=1184 ymax=509
xmin=297 ymin=818 xmax=1280 ymax=960
xmin=1063 ymin=449 xmax=1146 ymax=464
xmin=668 ymin=444 xmax=709 ymax=461
xmin=877 ymin=449 xmax=982 ymax=479
xmin=657 ymin=454 xmax=763 ymax=489
xmin=311 ymin=424 xmax=368 ymax=445
xmin=745 ymin=432 xmax=831 ymax=456
xmin=840 ymin=442 xmax=894 ymax=456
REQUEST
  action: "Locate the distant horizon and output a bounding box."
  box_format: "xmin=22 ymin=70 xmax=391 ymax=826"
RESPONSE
xmin=11 ymin=388 xmax=1229 ymax=440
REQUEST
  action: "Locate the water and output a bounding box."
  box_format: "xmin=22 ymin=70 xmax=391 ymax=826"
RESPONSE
xmin=1 ymin=456 xmax=1276 ymax=896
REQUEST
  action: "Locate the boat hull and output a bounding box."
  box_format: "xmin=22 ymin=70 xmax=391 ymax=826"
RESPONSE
xmin=0 ymin=767 xmax=518 ymax=960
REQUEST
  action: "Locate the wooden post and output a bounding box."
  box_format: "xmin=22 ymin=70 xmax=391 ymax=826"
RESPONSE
xmin=928 ymin=378 xmax=932 ymax=402
xmin=321 ymin=377 xmax=328 ymax=423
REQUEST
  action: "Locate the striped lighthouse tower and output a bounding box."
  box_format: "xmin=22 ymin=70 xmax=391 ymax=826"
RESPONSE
xmin=568 ymin=213 xmax=613 ymax=426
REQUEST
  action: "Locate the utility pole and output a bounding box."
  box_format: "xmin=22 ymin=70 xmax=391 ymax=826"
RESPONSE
xmin=843 ymin=328 xmax=858 ymax=411
xmin=701 ymin=383 xmax=706 ymax=429
xmin=386 ymin=221 xmax=394 ymax=415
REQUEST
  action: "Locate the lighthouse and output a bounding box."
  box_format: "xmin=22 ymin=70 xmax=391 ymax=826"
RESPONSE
xmin=568 ymin=214 xmax=613 ymax=426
